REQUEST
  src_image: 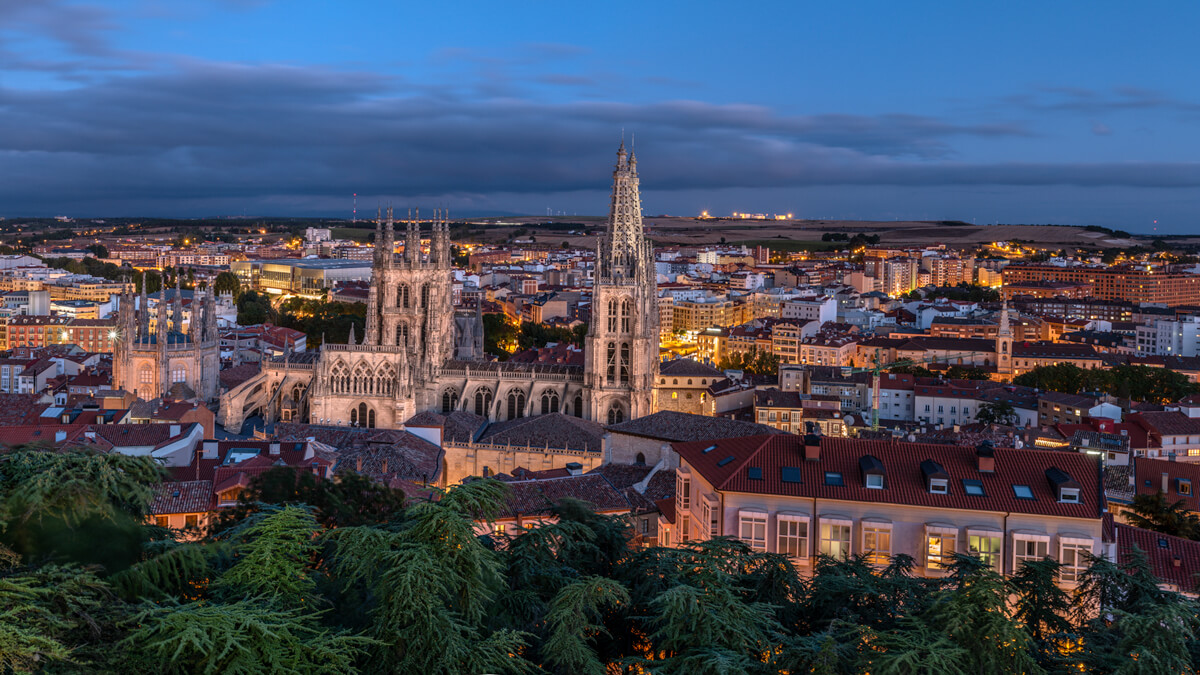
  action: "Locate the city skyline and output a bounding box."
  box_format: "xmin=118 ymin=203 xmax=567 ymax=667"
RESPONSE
xmin=4 ymin=2 xmax=1200 ymax=231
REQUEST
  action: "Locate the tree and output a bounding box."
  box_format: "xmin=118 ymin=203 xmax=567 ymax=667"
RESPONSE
xmin=86 ymin=243 xmax=108 ymax=258
xmin=237 ymin=290 xmax=274 ymax=326
xmin=717 ymin=347 xmax=780 ymax=376
xmin=214 ymin=271 xmax=243 ymax=298
xmin=975 ymin=400 xmax=1018 ymax=426
xmin=1125 ymin=491 xmax=1200 ymax=540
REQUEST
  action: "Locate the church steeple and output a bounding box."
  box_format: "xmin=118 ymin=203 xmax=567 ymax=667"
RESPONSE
xmin=597 ymin=141 xmax=651 ymax=283
xmin=996 ymin=300 xmax=1013 ymax=377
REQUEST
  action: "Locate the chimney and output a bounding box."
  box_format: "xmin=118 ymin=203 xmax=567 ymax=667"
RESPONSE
xmin=356 ymin=456 xmax=363 ymax=472
xmin=381 ymin=458 xmax=388 ymax=474
xmin=566 ymin=461 xmax=583 ymax=476
xmin=169 ymin=424 xmax=181 ymax=437
xmin=1163 ymin=472 xmax=1170 ymax=493
xmin=269 ymin=442 xmax=280 ymax=456
xmin=202 ymin=440 xmax=218 ymax=459
xmin=976 ymin=440 xmax=995 ymax=473
xmin=1175 ymin=557 xmax=1182 ymax=568
xmin=803 ymin=433 xmax=821 ymax=462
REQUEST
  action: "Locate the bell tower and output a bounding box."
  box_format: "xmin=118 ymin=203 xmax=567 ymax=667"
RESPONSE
xmin=584 ymin=142 xmax=659 ymax=423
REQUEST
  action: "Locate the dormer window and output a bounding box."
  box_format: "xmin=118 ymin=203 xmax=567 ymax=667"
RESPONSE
xmin=859 ymin=455 xmax=886 ymax=490
xmin=1046 ymin=466 xmax=1083 ymax=504
xmin=866 ymin=474 xmax=884 ymax=489
xmin=1180 ymin=479 xmax=1193 ymax=496
xmin=1060 ymin=488 xmax=1080 ymax=504
xmin=920 ymin=459 xmax=950 ymax=494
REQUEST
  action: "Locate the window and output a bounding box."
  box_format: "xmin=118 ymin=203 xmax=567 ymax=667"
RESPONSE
xmin=702 ymin=499 xmax=719 ymax=537
xmin=171 ymin=365 xmax=186 ymax=383
xmin=777 ymin=515 xmax=809 ymax=560
xmin=680 ymin=516 xmax=690 ymax=543
xmin=862 ymin=522 xmax=892 ymax=565
xmin=1060 ymin=540 xmax=1092 ymax=583
xmin=677 ymin=474 xmax=691 ymax=510
xmin=739 ymin=511 xmax=767 ymax=551
xmin=963 ymin=480 xmax=985 ymax=497
xmin=968 ymin=532 xmax=1002 ymax=571
xmin=185 ymin=514 xmax=198 ymax=529
xmin=1013 ymin=484 xmax=1035 ymax=500
xmin=866 ymin=474 xmax=884 ymax=489
xmin=819 ymin=520 xmax=851 ymax=559
xmin=1181 ymin=479 xmax=1194 ymax=496
xmin=640 ymin=518 xmax=649 ymax=534
xmin=781 ymin=467 xmax=802 ymax=483
xmin=1013 ymin=536 xmax=1049 ymax=570
xmin=929 ymin=478 xmax=948 ymax=494
xmin=155 ymin=516 xmax=169 ymax=528
xmin=1059 ymin=488 xmax=1080 ymax=504
xmin=747 ymin=467 xmax=763 ymax=480
xmin=824 ymin=472 xmax=844 ymax=486
xmin=926 ymin=530 xmax=957 ymax=570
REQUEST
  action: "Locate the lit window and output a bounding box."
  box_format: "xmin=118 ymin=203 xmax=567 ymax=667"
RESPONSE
xmin=738 ymin=511 xmax=767 ymax=551
xmin=1180 ymin=479 xmax=1193 ymax=496
xmin=926 ymin=528 xmax=957 ymax=570
xmin=819 ymin=520 xmax=851 ymax=559
xmin=968 ymin=532 xmax=1002 ymax=571
xmin=862 ymin=522 xmax=892 ymax=565
xmin=929 ymin=478 xmax=948 ymax=494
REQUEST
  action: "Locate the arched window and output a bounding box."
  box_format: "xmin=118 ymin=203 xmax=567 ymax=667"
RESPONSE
xmin=635 ymin=452 xmax=645 ymax=465
xmin=292 ymin=384 xmax=303 ymax=402
xmin=687 ymin=379 xmax=693 ymax=385
xmin=607 ymin=298 xmax=618 ymax=332
xmin=607 ymin=403 xmax=625 ymax=425
xmin=606 ymin=342 xmax=616 ymax=383
xmin=139 ymin=365 xmax=153 ymax=385
xmin=170 ymin=364 xmax=186 ymax=383
xmin=620 ymin=343 xmax=631 ymax=384
xmin=574 ymin=394 xmax=583 ymax=419
xmin=620 ymin=298 xmax=631 ymax=332
xmin=399 ymin=285 xmax=410 ymax=309
xmin=378 ymin=363 xmax=395 ymax=397
xmin=351 ymin=403 xmax=376 ymax=428
xmin=507 ymin=391 xmax=526 ymax=420
xmin=541 ymin=391 xmax=559 ymax=415
xmin=475 ymin=387 xmax=494 ymax=417
xmin=421 ymin=284 xmax=430 ymax=309
xmin=397 ymin=324 xmax=409 ymax=347
xmin=442 ymin=389 xmax=459 ymax=413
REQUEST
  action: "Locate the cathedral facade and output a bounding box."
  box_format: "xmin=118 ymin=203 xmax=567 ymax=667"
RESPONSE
xmin=113 ymin=279 xmax=221 ymax=402
xmin=220 ymin=144 xmax=659 ymax=431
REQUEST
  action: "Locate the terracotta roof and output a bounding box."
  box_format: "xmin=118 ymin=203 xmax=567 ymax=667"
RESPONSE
xmin=1133 ymin=457 xmax=1200 ymax=512
xmin=151 ymin=481 xmax=214 ymax=515
xmin=1131 ymin=411 xmax=1200 ymax=438
xmin=87 ymin=423 xmax=194 ymax=449
xmin=219 ymin=363 xmax=261 ymax=390
xmin=477 ymin=413 xmax=604 ymax=452
xmin=497 ymin=474 xmax=630 ymax=519
xmin=607 ymin=410 xmax=784 ymax=443
xmin=659 ymin=358 xmax=724 ymax=378
xmin=674 ymin=435 xmax=1105 ymax=520
xmin=1115 ymin=523 xmax=1200 ymax=593
xmin=655 ymin=497 xmax=676 ymax=524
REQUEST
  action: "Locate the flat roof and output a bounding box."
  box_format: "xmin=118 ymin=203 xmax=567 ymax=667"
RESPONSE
xmin=240 ymin=259 xmax=372 ymax=270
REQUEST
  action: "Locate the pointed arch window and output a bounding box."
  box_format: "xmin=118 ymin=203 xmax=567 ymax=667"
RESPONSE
xmin=399 ymin=285 xmax=411 ymax=309
xmin=607 ymin=403 xmax=625 ymax=425
xmin=350 ymin=403 xmax=376 ymax=428
xmin=475 ymin=387 xmax=494 ymax=417
xmin=620 ymin=342 xmax=631 ymax=384
xmin=574 ymin=394 xmax=584 ymax=418
xmin=442 ymin=389 xmax=459 ymax=414
xmin=541 ymin=391 xmax=560 ymax=415
xmin=620 ymin=298 xmax=631 ymax=332
xmin=507 ymin=391 xmax=526 ymax=420
xmin=607 ymin=298 xmax=618 ymax=332
xmin=606 ymin=342 xmax=617 ymax=384
xmin=421 ymin=284 xmax=430 ymax=309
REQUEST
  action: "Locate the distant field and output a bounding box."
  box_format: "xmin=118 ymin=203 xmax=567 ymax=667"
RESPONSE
xmin=732 ymin=239 xmax=845 ymax=252
xmin=331 ymin=227 xmax=371 ymax=242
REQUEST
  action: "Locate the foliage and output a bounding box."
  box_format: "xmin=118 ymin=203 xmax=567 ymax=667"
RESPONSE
xmin=717 ymin=347 xmax=780 ymax=375
xmin=516 ymin=320 xmax=587 ymax=352
xmin=483 ymin=312 xmax=519 ymax=359
xmin=213 ymin=270 xmax=241 ymax=299
xmin=213 ymin=467 xmax=409 ymax=532
xmin=6 ymin=448 xmax=1200 ymax=673
xmin=1125 ymin=491 xmax=1200 ymax=540
xmin=274 ymin=297 xmax=365 ymax=345
xmin=975 ymin=400 xmax=1019 ymax=426
xmin=236 ymin=290 xmax=274 ymax=326
xmin=1013 ymin=362 xmax=1200 ymax=403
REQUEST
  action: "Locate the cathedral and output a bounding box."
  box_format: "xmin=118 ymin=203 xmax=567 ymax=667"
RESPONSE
xmin=113 ymin=278 xmax=222 ymax=402
xmin=220 ymin=143 xmax=659 ymax=431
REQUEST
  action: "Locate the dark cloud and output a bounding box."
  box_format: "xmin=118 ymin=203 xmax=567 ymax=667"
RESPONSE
xmin=1 ymin=58 xmax=1198 ymax=216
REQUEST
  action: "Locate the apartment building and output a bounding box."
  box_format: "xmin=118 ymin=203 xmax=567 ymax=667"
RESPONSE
xmin=668 ymin=435 xmax=1105 ymax=584
xmin=1003 ymin=263 xmax=1200 ymax=307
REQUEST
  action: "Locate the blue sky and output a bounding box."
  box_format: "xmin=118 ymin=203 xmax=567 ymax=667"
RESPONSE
xmin=2 ymin=1 xmax=1199 ymax=231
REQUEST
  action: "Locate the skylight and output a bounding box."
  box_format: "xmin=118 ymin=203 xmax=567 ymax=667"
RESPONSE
xmin=702 ymin=444 xmax=718 ymax=454
xmin=1012 ymin=484 xmax=1035 ymax=500
xmin=824 ymin=472 xmax=844 ymax=486
xmin=747 ymin=467 xmax=763 ymax=480
xmin=717 ymin=455 xmax=735 ymax=467
xmin=781 ymin=467 xmax=802 ymax=484
xmin=963 ymin=479 xmax=985 ymax=497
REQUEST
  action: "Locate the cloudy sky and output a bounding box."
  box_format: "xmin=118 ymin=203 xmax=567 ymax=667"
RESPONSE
xmin=3 ymin=1 xmax=1199 ymax=231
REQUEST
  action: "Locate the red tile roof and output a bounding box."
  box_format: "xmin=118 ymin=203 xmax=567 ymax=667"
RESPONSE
xmin=674 ymin=435 xmax=1104 ymax=520
xmin=1115 ymin=523 xmax=1200 ymax=593
xmin=497 ymin=474 xmax=630 ymax=519
xmin=1133 ymin=457 xmax=1200 ymax=512
xmin=151 ymin=481 xmax=214 ymax=515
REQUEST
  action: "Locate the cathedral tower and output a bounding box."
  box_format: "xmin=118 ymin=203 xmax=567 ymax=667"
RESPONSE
xmin=584 ymin=142 xmax=659 ymax=423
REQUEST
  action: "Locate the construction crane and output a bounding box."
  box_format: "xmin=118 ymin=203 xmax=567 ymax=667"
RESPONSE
xmin=842 ymin=348 xmax=986 ymax=430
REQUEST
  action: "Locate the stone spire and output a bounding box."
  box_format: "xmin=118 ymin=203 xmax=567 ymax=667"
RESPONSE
xmin=384 ymin=205 xmax=395 ymax=267
xmin=407 ymin=208 xmax=421 ymax=265
xmin=998 ymin=300 xmax=1012 ymax=338
xmin=348 ymin=321 xmax=357 ymax=346
xmin=138 ymin=275 xmax=149 ymax=340
xmin=597 ymin=141 xmax=651 ymax=282
xmin=172 ymin=274 xmax=183 ymax=334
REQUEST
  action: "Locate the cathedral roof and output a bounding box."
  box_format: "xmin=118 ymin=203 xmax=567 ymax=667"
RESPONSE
xmin=659 ymin=358 xmax=724 ymax=378
xmin=403 ymin=410 xmax=489 ymax=444
xmin=606 ymin=410 xmax=785 ymax=443
xmin=476 ymin=413 xmax=604 ymax=453
xmin=441 ymin=359 xmax=583 ymax=377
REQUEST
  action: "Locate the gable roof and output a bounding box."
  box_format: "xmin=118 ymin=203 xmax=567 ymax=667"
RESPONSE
xmin=607 ymin=410 xmax=784 ymax=442
xmin=1115 ymin=523 xmax=1200 ymax=593
xmin=674 ymin=435 xmax=1104 ymax=520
